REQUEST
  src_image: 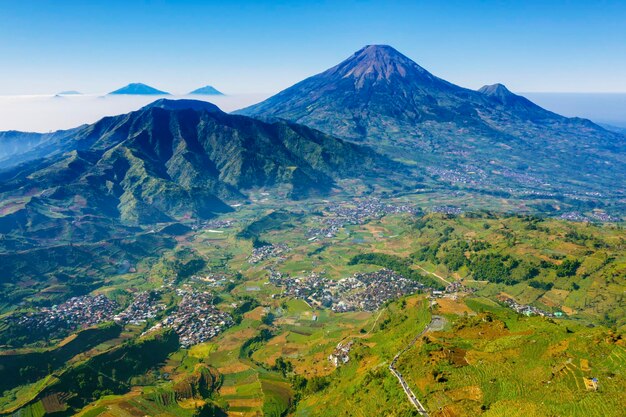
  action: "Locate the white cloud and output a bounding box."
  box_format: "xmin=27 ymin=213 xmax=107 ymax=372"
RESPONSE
xmin=0 ymin=94 xmax=269 ymax=133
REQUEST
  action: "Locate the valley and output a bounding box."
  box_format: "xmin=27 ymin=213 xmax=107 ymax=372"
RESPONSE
xmin=0 ymin=193 xmax=624 ymax=416
xmin=0 ymin=42 xmax=624 ymax=417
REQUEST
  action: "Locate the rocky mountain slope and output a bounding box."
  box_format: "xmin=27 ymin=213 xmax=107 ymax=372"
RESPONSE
xmin=238 ymin=45 xmax=626 ymax=200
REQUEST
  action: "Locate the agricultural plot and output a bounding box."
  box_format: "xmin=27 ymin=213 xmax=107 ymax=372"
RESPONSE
xmin=2 ymin=199 xmax=624 ymax=417
xmin=395 ymin=297 xmax=626 ymax=417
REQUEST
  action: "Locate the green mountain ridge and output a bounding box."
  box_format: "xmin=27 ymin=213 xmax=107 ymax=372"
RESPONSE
xmin=0 ymin=99 xmax=404 ymax=243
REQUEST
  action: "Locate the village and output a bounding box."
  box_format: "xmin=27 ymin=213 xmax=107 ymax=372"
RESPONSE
xmin=269 ymin=268 xmax=426 ymax=312
xmin=497 ymin=295 xmax=563 ymax=318
xmin=427 ymin=166 xmax=487 ymax=187
xmin=191 ymin=272 xmax=236 ymax=289
xmin=248 ymin=243 xmax=290 ymax=264
xmin=560 ymin=211 xmax=621 ymax=222
xmin=113 ymin=290 xmax=166 ymax=325
xmin=305 ymin=198 xmax=419 ymax=241
xmin=149 ymin=289 xmax=234 ymax=348
xmin=9 ymin=287 xmax=236 ymax=348
xmin=10 ymin=294 xmax=119 ymax=336
xmin=430 ymin=205 xmax=463 ymax=215
xmin=324 ymin=198 xmax=420 ymax=225
xmin=200 ymin=218 xmax=236 ymax=230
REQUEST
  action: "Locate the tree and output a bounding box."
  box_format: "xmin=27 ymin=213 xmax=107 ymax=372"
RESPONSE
xmin=556 ymin=259 xmax=581 ymax=277
xmin=261 ymin=312 xmax=275 ymax=326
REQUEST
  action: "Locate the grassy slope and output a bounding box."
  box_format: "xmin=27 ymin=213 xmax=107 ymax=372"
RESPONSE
xmin=405 ymin=214 xmax=626 ymax=327
xmin=396 ymin=297 xmax=626 ymax=417
xmin=294 ymin=296 xmax=431 ymax=417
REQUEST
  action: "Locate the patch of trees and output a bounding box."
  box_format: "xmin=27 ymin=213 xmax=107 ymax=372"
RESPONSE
xmin=239 ymin=329 xmax=273 ymax=360
xmin=511 ymin=263 xmax=540 ymax=282
xmin=271 ymin=356 xmax=294 ymax=376
xmin=565 ymin=230 xmax=607 ymax=249
xmin=528 ymin=280 xmax=554 ymax=291
xmin=232 ymin=296 xmax=260 ymax=324
xmin=413 ymin=242 xmax=441 ymax=264
xmin=251 ymin=237 xmax=271 ymax=248
xmin=291 ymin=374 xmax=330 ymax=395
xmin=467 ymin=253 xmax=542 ymax=285
xmin=177 ymin=258 xmax=207 ymax=279
xmin=441 ymin=242 xmax=469 ymax=270
xmin=555 ymin=259 xmax=581 ymax=277
xmin=468 ymin=254 xmax=519 ymax=285
xmin=151 ymin=253 xmax=208 ymax=283
xmin=519 ymin=215 xmax=548 ymax=232
xmin=469 ymin=240 xmax=492 ymax=251
xmin=284 ymin=372 xmax=331 ymax=415
xmin=262 ymin=312 xmax=276 ymax=326
xmin=412 ymin=217 xmax=431 ymax=231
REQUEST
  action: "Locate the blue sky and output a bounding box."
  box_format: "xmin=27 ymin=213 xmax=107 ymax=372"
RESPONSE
xmin=1 ymin=0 xmax=625 ymax=95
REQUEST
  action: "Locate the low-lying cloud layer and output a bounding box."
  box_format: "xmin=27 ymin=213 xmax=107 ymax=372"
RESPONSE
xmin=1 ymin=93 xmax=625 ymax=133
xmin=0 ymin=94 xmax=269 ymax=133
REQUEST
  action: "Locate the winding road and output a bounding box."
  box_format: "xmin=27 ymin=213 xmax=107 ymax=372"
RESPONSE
xmin=389 ymin=314 xmax=445 ymax=416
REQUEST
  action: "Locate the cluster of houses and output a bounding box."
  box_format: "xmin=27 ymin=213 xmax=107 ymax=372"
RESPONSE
xmin=328 ymin=340 xmax=354 ymax=367
xmin=588 ymin=212 xmax=620 ymax=222
xmin=150 ymin=289 xmax=234 ymax=348
xmin=560 ymin=211 xmax=621 ymax=223
xmin=444 ymin=281 xmax=474 ymax=295
xmin=248 ymin=244 xmax=289 ymax=264
xmin=498 ymin=295 xmax=563 ymax=318
xmin=11 ymin=286 xmax=236 ymax=349
xmin=305 ymin=225 xmax=340 ymax=240
xmin=305 ymin=198 xmax=419 ymax=242
xmin=191 ymin=218 xmax=236 ymax=231
xmin=269 ymin=270 xmax=326 ymax=300
xmin=113 ymin=290 xmax=166 ymax=325
xmin=12 ymin=294 xmax=118 ymax=336
xmin=335 ymin=270 xmax=426 ymax=312
xmin=270 ymin=269 xmax=425 ymax=312
xmin=560 ymin=212 xmax=593 ymax=222
xmin=499 ymin=168 xmax=545 ymax=187
xmin=427 ymin=166 xmax=487 ymax=187
xmin=324 ymin=198 xmax=419 ymax=226
xmin=191 ymin=272 xmax=235 ymax=288
xmin=430 ymin=205 xmax=463 ymax=215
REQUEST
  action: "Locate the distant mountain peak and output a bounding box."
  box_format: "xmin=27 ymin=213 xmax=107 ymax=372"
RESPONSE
xmin=329 ymin=44 xmax=434 ymax=84
xmin=189 ymin=85 xmax=224 ymax=95
xmin=477 ymin=83 xmax=547 ymax=114
xmin=142 ymin=98 xmax=223 ymax=113
xmin=108 ymin=83 xmax=170 ymax=95
xmin=478 ymin=83 xmax=515 ymax=99
xmin=236 ymin=45 xmax=625 ymax=200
